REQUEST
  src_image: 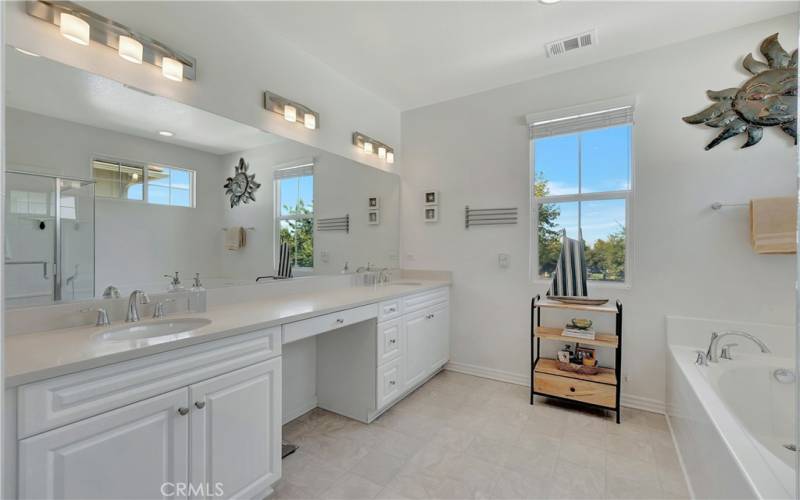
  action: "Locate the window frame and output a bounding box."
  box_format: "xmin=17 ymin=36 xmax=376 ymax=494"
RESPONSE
xmin=273 ymin=160 xmax=315 ymax=274
xmin=529 ymin=110 xmax=635 ymax=289
xmin=91 ymin=156 xmax=196 ymax=208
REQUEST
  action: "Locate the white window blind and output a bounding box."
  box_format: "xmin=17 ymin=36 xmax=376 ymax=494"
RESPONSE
xmin=530 ymin=105 xmax=634 ymax=139
xmin=273 ymin=158 xmax=314 ymax=179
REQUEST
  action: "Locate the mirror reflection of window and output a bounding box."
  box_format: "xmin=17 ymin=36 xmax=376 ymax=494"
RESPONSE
xmin=92 ymin=158 xmax=194 ymax=207
xmin=275 ymin=163 xmax=314 ymax=271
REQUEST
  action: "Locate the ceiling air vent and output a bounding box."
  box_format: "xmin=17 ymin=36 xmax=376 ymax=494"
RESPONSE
xmin=545 ymin=29 xmax=597 ymax=58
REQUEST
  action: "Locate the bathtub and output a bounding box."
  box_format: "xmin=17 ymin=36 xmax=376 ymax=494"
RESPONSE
xmin=667 ymin=343 xmax=795 ymax=499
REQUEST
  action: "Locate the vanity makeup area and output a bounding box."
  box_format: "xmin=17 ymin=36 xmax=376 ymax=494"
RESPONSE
xmin=3 ymin=46 xmax=450 ymax=499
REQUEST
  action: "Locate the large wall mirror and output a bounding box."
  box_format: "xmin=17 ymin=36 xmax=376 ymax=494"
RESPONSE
xmin=5 ymin=46 xmax=400 ymax=307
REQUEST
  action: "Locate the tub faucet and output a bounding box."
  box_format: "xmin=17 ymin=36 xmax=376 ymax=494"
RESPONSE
xmin=706 ymin=330 xmax=770 ymax=363
xmin=126 ymin=290 xmax=150 ymax=323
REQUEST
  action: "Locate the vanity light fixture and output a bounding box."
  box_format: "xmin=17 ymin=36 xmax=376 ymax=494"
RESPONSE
xmin=118 ymin=35 xmax=143 ymax=64
xmin=14 ymin=47 xmax=41 ymax=57
xmin=352 ymin=132 xmax=395 ymax=163
xmin=264 ymin=91 xmax=319 ymax=130
xmin=539 ymin=0 xmax=562 ymax=3
xmin=59 ymin=12 xmax=90 ymax=45
xmin=26 ymin=1 xmax=197 ymax=81
xmin=158 ymin=130 xmax=174 ymax=137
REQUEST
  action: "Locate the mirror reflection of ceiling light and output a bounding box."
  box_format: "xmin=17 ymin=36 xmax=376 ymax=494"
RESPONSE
xmin=263 ymin=91 xmax=319 ymax=130
xmin=118 ymin=35 xmax=143 ymax=64
xmin=59 ymin=12 xmax=90 ymax=45
xmin=158 ymin=130 xmax=174 ymax=137
xmin=352 ymin=132 xmax=395 ymax=164
xmin=15 ymin=47 xmax=40 ymax=57
xmin=539 ymin=0 xmax=561 ymax=4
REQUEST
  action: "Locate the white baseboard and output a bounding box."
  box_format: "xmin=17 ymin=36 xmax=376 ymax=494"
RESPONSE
xmin=445 ymin=362 xmax=666 ymax=414
xmin=283 ymin=397 xmax=318 ymax=425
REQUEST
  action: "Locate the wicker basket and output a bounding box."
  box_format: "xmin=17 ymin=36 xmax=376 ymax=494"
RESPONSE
xmin=556 ymin=361 xmax=600 ymax=376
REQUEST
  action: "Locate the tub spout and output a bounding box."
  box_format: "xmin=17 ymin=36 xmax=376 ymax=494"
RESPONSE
xmin=706 ymin=330 xmax=770 ymax=363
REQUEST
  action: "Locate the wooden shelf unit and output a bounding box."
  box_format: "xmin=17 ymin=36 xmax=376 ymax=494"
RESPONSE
xmin=530 ymin=295 xmax=623 ymax=423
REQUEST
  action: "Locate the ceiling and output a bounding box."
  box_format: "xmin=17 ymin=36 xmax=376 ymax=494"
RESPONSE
xmin=5 ymin=47 xmax=281 ymax=155
xmin=250 ymin=1 xmax=800 ymax=110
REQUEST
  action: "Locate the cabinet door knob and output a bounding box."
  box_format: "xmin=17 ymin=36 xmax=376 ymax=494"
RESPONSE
xmin=177 ymin=407 xmax=190 ymax=416
xmin=389 ymin=380 xmax=396 ymax=386
xmin=388 ymin=307 xmax=396 ymax=312
xmin=336 ymin=318 xmax=345 ymax=324
xmin=195 ymin=401 xmax=206 ymax=409
xmin=389 ymin=339 xmax=397 ymax=344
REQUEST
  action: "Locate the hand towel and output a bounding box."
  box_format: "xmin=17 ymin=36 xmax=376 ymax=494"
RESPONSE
xmin=225 ymin=226 xmax=246 ymax=250
xmin=750 ymin=197 xmax=797 ymax=254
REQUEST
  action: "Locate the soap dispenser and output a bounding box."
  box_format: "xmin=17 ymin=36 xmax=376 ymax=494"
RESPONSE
xmin=188 ymin=273 xmax=207 ymax=313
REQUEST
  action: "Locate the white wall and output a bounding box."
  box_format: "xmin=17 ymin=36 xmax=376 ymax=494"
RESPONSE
xmin=400 ymin=15 xmax=798 ymax=410
xmin=221 ymin=140 xmax=400 ymax=279
xmin=6 ymin=108 xmax=226 ymax=295
xmin=4 ymin=1 xmax=401 ymax=173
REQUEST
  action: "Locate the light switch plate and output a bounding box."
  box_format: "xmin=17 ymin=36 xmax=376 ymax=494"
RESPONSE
xmin=498 ymin=253 xmax=510 ymax=268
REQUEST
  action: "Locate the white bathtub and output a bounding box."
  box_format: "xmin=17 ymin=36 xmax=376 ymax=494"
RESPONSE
xmin=668 ymin=343 xmax=795 ymax=499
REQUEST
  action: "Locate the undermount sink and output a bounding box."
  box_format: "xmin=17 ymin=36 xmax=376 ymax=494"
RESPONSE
xmin=98 ymin=318 xmax=212 ymax=341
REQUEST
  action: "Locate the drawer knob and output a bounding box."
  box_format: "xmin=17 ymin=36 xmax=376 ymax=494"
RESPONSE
xmin=177 ymin=407 xmax=190 ymax=416
xmin=388 ymin=307 xmax=396 ymax=312
xmin=195 ymin=401 xmax=206 ymax=409
xmin=389 ymin=380 xmax=396 ymax=386
xmin=390 ymin=339 xmax=397 ymax=344
xmin=569 ymin=387 xmax=576 ymax=393
xmin=336 ymin=318 xmax=345 ymax=324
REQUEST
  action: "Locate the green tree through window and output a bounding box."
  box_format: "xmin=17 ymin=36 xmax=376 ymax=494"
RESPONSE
xmin=280 ymin=199 xmax=314 ymax=268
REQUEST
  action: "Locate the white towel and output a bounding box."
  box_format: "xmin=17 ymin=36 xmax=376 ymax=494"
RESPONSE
xmin=225 ymin=227 xmax=246 ymax=250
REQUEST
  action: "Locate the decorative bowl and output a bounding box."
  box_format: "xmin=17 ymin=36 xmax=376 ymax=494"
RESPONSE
xmin=570 ymin=318 xmax=593 ymax=330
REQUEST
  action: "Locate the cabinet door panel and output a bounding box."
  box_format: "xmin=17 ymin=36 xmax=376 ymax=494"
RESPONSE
xmin=404 ymin=310 xmax=430 ymax=388
xmin=19 ymin=389 xmax=189 ymax=500
xmin=189 ymin=358 xmax=282 ymax=500
xmin=429 ymin=303 xmax=450 ymax=370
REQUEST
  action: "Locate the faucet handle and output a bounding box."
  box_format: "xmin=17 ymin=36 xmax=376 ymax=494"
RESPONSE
xmin=720 ymin=343 xmax=738 ymax=360
xmin=82 ymin=306 xmax=111 ymax=326
xmin=139 ymin=291 xmax=150 ymax=304
xmin=695 ymin=350 xmax=709 ymax=366
xmin=153 ymin=298 xmax=175 ymax=319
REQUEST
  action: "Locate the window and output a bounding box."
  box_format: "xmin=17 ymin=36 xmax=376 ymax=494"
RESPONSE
xmin=92 ymin=158 xmax=194 ymax=207
xmin=274 ymin=161 xmax=314 ymax=270
xmin=530 ymin=103 xmax=633 ymax=284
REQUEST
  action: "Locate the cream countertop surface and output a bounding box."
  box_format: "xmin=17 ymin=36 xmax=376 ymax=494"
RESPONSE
xmin=5 ymin=280 xmax=450 ymax=387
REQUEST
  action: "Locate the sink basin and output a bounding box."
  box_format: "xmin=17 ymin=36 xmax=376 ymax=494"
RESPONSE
xmin=98 ymin=318 xmax=212 ymax=341
xmin=392 ymin=282 xmax=423 ymax=286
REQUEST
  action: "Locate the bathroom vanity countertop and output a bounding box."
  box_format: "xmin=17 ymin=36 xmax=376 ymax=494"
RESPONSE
xmin=5 ymin=280 xmax=450 ymax=387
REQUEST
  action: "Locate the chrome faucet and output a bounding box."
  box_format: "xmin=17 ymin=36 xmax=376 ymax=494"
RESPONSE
xmin=153 ymin=298 xmax=175 ymax=319
xmin=126 ymin=290 xmax=150 ymax=322
xmin=705 ymin=330 xmax=770 ymax=363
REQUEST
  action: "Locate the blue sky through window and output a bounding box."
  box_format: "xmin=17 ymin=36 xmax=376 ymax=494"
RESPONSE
xmin=280 ymin=175 xmax=313 ymax=215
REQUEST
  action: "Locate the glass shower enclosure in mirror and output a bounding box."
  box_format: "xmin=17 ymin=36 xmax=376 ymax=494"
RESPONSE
xmin=5 ymin=171 xmax=95 ymax=306
xmin=4 ymin=45 xmax=400 ymax=306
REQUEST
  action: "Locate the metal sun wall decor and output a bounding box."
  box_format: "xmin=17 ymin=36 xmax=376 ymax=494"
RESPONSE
xmin=683 ymin=33 xmax=797 ymax=151
xmin=223 ymin=157 xmax=261 ymax=208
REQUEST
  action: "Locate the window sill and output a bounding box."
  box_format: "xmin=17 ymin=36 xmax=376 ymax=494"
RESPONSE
xmin=532 ymin=278 xmax=631 ymax=291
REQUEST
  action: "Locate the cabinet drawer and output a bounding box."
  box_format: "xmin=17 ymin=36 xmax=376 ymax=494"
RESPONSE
xmin=402 ymin=287 xmax=449 ymax=314
xmin=533 ymin=373 xmax=615 ymax=409
xmin=282 ymin=304 xmax=377 ymax=344
xmin=378 ymin=299 xmax=402 ymax=322
xmin=377 ymin=358 xmax=403 ymax=410
xmin=377 ymin=319 xmax=402 ymax=365
xmin=17 ymin=327 xmax=280 ymax=439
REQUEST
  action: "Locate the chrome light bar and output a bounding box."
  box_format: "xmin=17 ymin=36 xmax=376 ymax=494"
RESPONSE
xmin=264 ymin=91 xmax=319 ymax=130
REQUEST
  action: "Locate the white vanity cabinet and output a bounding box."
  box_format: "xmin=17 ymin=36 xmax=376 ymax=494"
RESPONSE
xmin=11 ymin=327 xmax=282 ymax=500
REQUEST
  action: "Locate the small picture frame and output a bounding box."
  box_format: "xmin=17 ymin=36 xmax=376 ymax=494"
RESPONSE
xmin=424 ymin=206 xmax=439 ymax=222
xmin=424 ymin=190 xmax=439 ymax=206
xmin=368 ymin=210 xmax=380 ymax=225
xmin=368 ymin=196 xmax=380 ymax=209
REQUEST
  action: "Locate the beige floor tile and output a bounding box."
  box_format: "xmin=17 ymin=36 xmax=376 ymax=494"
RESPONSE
xmin=351 ymin=450 xmax=407 ymax=486
xmin=279 ymin=371 xmax=688 ymax=500
xmin=321 ymin=473 xmax=383 ymax=500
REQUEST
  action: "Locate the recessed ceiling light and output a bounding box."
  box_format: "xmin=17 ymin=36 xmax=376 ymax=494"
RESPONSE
xmin=158 ymin=130 xmax=174 ymax=137
xmin=540 ymin=0 xmax=561 ymax=4
xmin=15 ymin=47 xmax=40 ymax=57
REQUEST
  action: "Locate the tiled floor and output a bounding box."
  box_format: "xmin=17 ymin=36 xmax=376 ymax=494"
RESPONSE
xmin=275 ymin=371 xmax=690 ymax=500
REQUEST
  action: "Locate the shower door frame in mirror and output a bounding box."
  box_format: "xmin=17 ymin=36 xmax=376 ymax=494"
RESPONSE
xmin=5 ymin=170 xmax=95 ymax=305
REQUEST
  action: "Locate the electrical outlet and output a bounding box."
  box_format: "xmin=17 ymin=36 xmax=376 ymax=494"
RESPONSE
xmin=498 ymin=253 xmax=510 ymax=268
xmin=321 ymin=251 xmax=330 ymax=263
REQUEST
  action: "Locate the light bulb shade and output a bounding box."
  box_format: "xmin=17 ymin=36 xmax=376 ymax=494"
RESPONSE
xmin=386 ymin=151 xmax=395 ymax=164
xmin=364 ymin=142 xmax=373 ymax=154
xmin=378 ymin=147 xmax=387 ymax=159
xmin=284 ymin=105 xmax=297 ymax=122
xmin=162 ymin=57 xmax=184 ymax=82
xmin=118 ymin=35 xmax=143 ymax=64
xmin=60 ymin=13 xmax=90 ymax=46
xmin=303 ymin=113 xmax=316 ymax=129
